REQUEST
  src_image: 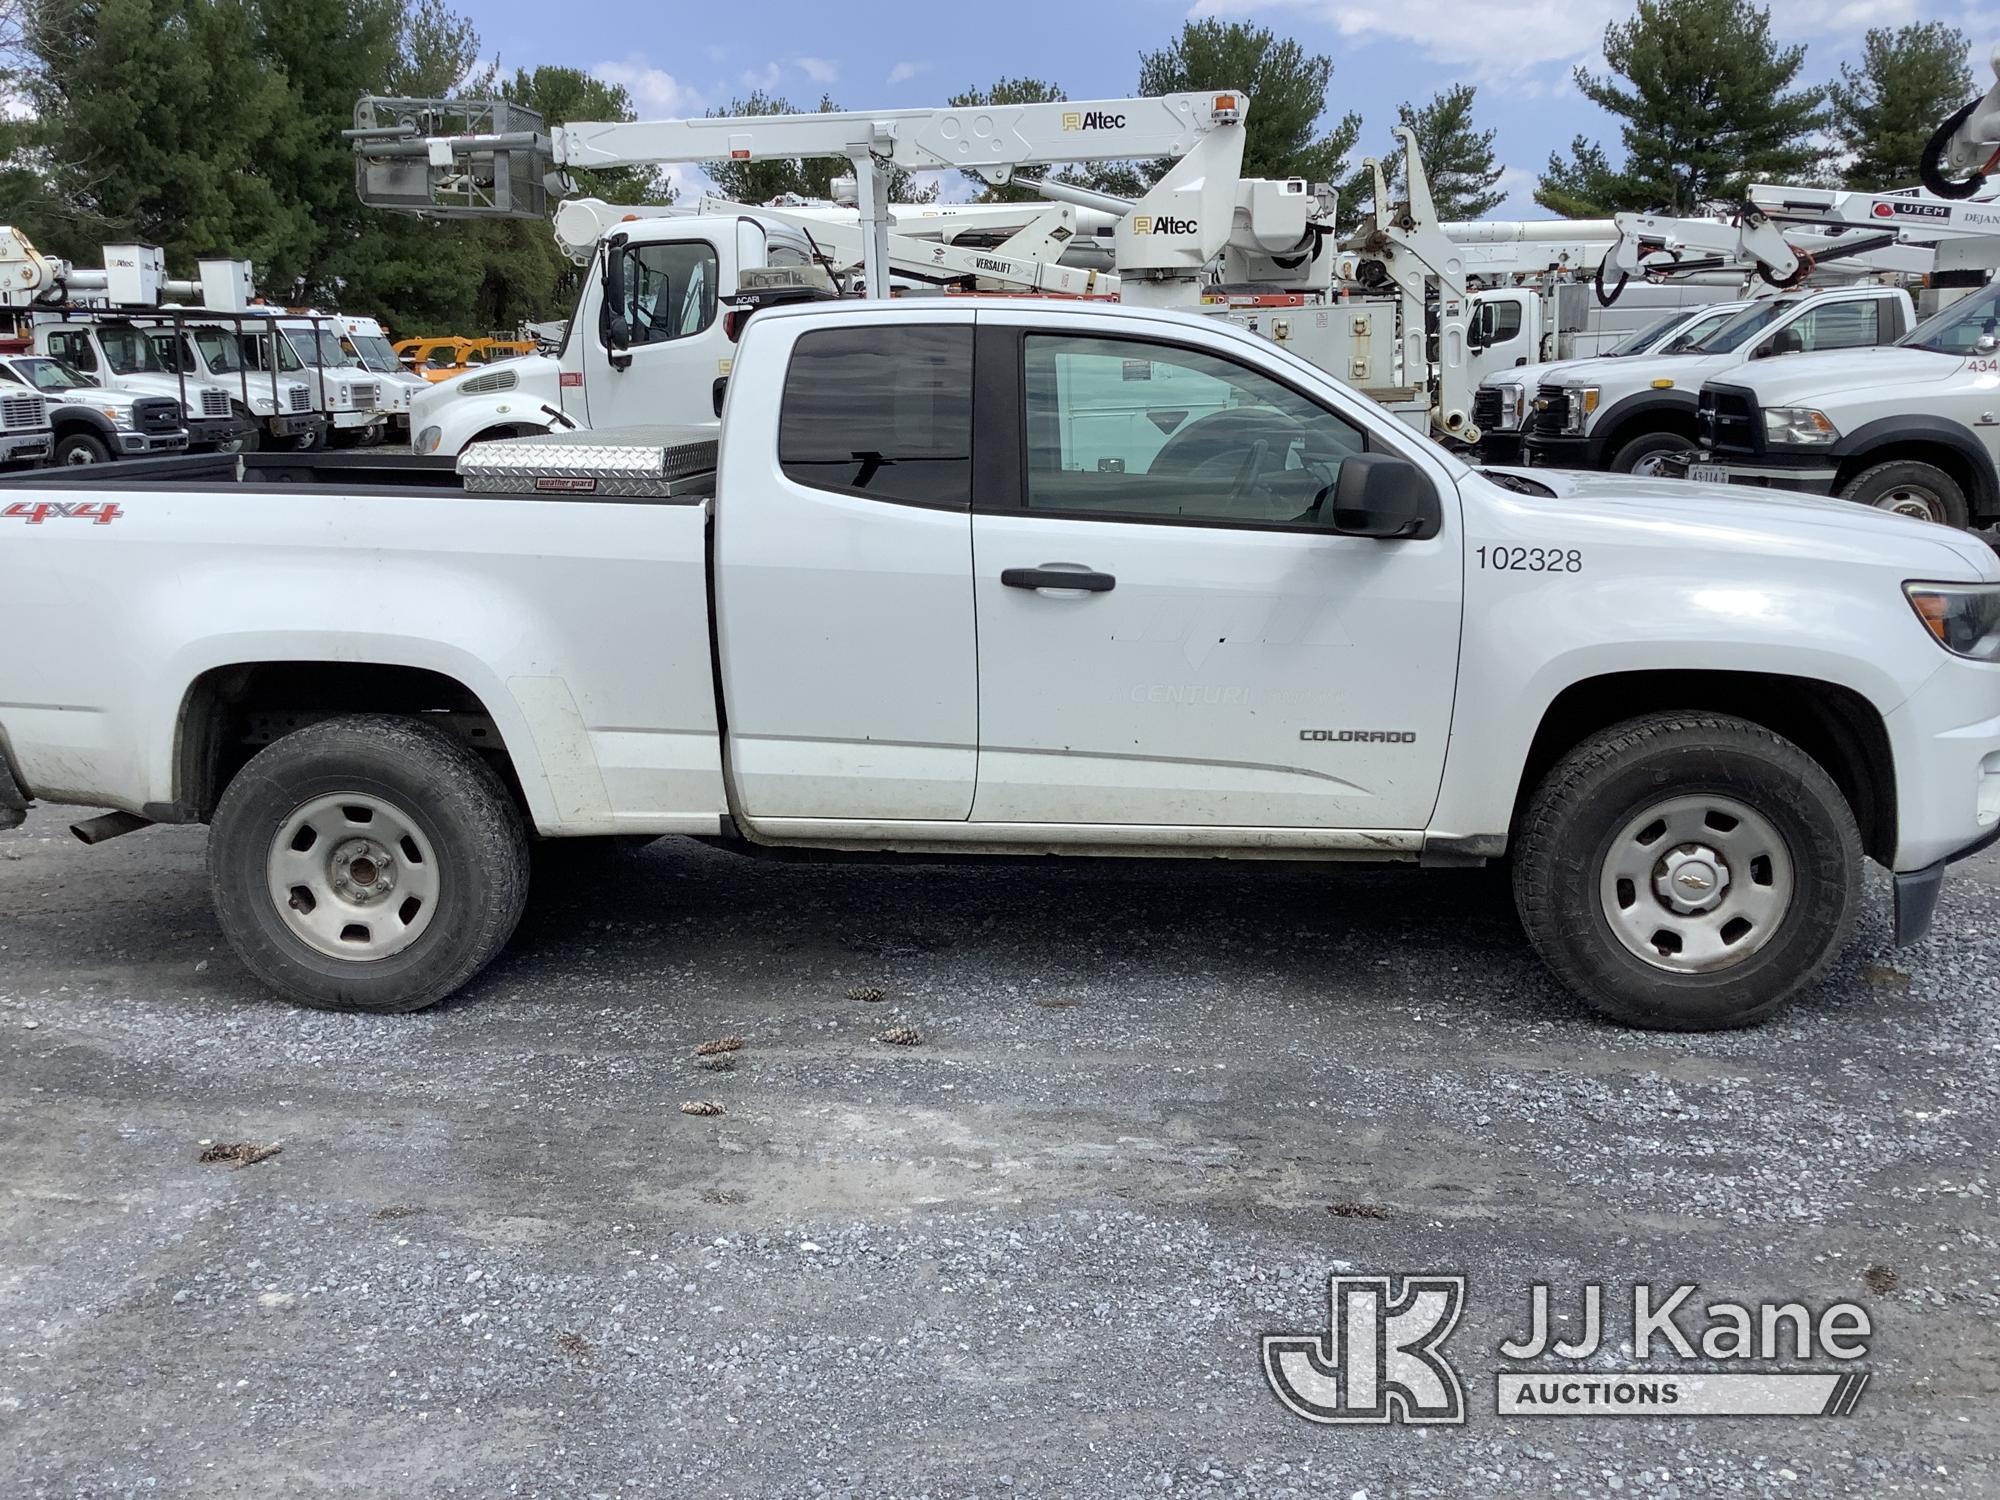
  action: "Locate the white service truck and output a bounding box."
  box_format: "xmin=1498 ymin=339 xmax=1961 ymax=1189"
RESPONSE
xmin=33 ymin=320 xmax=258 ymax=452
xmin=0 ymin=353 xmax=186 ymax=465
xmin=2 ymin=299 xmax=1996 ymax=1032
xmin=1515 ymin=285 xmax=1916 ymax=476
xmin=144 ymin=322 xmax=327 ymax=451
xmin=1684 ymin=278 xmax=2000 ymax=527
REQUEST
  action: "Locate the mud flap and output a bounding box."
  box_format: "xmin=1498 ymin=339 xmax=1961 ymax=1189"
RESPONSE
xmin=1891 ymin=862 xmax=1943 ymax=946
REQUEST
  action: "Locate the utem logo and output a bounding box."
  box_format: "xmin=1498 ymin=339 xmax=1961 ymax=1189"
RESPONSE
xmin=1062 ymin=109 xmax=1127 ymax=130
xmin=1132 ymin=215 xmax=1199 ymax=236
xmin=1263 ymin=1276 xmax=1466 ymax=1424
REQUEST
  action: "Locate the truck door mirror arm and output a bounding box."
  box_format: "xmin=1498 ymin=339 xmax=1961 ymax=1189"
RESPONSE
xmin=1324 ymin=453 xmax=1442 ymax=540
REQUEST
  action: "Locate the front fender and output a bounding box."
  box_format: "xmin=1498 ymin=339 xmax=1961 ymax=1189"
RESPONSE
xmin=1585 ymin=388 xmax=1698 ymax=466
xmin=420 ymin=395 xmax=552 ymax=458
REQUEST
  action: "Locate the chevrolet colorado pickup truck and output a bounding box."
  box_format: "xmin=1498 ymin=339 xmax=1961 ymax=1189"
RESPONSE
xmin=1685 ymin=280 xmax=2000 ymax=528
xmin=1519 ymin=285 xmax=1914 ymax=477
xmin=3 ymin=299 xmax=1997 ymax=1031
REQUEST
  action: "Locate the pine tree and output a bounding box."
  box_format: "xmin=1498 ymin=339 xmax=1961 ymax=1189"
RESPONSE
xmin=1830 ymin=23 xmax=1974 ymax=191
xmin=1537 ymin=0 xmax=1826 ymax=215
xmin=1377 ymin=84 xmax=1506 ymax=220
xmin=702 ymin=91 xmax=935 ymax=206
xmin=1535 ymin=136 xmax=1626 ymax=218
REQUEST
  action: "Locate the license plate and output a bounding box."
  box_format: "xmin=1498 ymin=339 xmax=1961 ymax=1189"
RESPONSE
xmin=1687 ymin=463 xmax=1731 ymax=484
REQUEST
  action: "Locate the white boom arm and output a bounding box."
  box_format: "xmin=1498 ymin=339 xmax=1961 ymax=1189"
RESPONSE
xmin=1921 ymin=45 xmax=2000 ymax=199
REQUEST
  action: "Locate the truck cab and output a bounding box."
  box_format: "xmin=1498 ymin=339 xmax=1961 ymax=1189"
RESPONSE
xmin=317 ymin=312 xmax=427 ymax=441
xmin=146 ymin=323 xmax=325 ymax=452
xmin=1518 ymin=285 xmax=1914 ymax=476
xmin=408 ymin=215 xmax=818 ymax=458
xmin=1473 ymin=299 xmax=1752 ymax=465
xmin=34 ymin=321 xmax=256 ymax=452
xmin=0 ymin=362 xmax=51 ymax=468
xmin=1687 ymin=280 xmax=2000 ymax=528
xmin=0 ymin=352 xmax=185 ymax=465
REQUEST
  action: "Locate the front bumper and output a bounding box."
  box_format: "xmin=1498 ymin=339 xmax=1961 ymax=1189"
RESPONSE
xmin=1520 ymin=434 xmax=1595 ymax=470
xmin=0 ymin=432 xmax=52 ymax=466
xmin=186 ymin=414 xmax=256 ymax=449
xmin=1893 ymin=823 xmax=2000 ymax=944
xmin=269 ymin=413 xmax=321 ymax=438
xmin=1475 ymin=430 xmax=1524 ymax=466
xmin=118 ymin=429 xmax=189 ymax=456
xmin=1675 ymin=446 xmax=1838 ymax=494
xmin=1883 ymin=654 xmax=2000 ymax=941
xmin=332 ymin=409 xmax=386 ymax=431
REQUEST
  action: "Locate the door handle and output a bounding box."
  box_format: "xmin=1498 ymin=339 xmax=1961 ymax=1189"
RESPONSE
xmin=1001 ymin=565 xmax=1116 ymax=593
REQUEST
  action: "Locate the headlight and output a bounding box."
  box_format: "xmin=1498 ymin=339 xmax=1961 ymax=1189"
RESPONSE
xmin=100 ymin=407 xmax=123 ymax=423
xmin=1561 ymin=385 xmax=1599 ymax=435
xmin=1490 ymin=384 xmax=1525 ymax=431
xmin=416 ymin=425 xmax=442 ymax=454
xmin=1763 ymin=406 xmax=1839 ymax=445
xmin=1907 ymin=583 xmax=2000 ymax=660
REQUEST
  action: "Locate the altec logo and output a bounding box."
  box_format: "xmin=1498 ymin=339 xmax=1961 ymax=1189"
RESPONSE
xmin=1062 ymin=109 xmax=1127 ymax=130
xmin=1132 ymin=215 xmax=1199 ymax=236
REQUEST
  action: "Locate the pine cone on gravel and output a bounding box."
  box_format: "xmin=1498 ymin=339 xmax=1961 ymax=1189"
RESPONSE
xmin=694 ymin=1037 xmax=744 ymax=1056
xmin=846 ymin=985 xmax=886 ymax=1003
xmin=680 ymin=1100 xmax=725 ymax=1117
xmin=874 ymin=1027 xmax=921 ymax=1047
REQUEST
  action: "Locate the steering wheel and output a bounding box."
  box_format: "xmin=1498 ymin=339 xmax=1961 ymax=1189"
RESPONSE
xmin=1154 ymin=406 xmax=1325 ymax=518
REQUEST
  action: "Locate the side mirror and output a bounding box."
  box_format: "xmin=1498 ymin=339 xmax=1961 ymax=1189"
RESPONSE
xmin=1326 ymin=453 xmax=1441 ymax=539
xmin=598 ymin=236 xmax=632 ymax=365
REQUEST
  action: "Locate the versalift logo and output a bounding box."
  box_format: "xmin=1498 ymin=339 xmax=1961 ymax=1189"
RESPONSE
xmin=1062 ymin=109 xmax=1127 ymax=130
xmin=1131 ymin=215 xmax=1199 ymax=236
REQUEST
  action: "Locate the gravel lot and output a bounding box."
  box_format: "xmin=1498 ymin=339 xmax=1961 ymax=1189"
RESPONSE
xmin=2 ymin=806 xmax=1997 ymax=1498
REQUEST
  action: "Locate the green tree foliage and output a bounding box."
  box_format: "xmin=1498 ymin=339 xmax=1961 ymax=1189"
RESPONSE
xmin=1534 ymin=136 xmax=1625 ymax=218
xmin=702 ymin=90 xmax=935 ymax=206
xmin=1135 ymin=20 xmax=1359 ymax=188
xmin=1537 ymin=0 xmax=1826 ymax=215
xmin=947 ymin=76 xmax=1065 ymax=202
xmin=1830 ymin=23 xmax=1974 ymax=191
xmin=1389 ymin=84 xmax=1506 ymax=220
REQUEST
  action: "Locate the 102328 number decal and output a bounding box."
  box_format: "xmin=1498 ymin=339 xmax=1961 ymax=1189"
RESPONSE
xmin=1477 ymin=545 xmax=1581 ymax=573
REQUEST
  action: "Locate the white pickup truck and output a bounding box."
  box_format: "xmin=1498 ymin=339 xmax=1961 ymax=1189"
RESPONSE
xmin=3 ymin=299 xmax=1998 ymax=1032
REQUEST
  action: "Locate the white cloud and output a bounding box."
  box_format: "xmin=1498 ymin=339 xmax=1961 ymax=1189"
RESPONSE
xmin=739 ymin=61 xmax=784 ymax=93
xmin=592 ymin=56 xmax=704 ymax=117
xmin=888 ymin=61 xmax=930 ymax=86
xmin=797 ymin=56 xmax=840 ymax=84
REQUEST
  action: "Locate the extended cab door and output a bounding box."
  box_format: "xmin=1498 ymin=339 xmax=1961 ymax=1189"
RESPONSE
xmin=967 ymin=314 xmax=1464 ymax=830
xmin=712 ymin=310 xmax=980 ymax=821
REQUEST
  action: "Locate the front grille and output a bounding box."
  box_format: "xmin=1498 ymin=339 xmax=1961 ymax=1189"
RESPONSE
xmin=350 ymin=381 xmax=379 ymax=409
xmin=200 ymin=388 xmax=230 ymax=418
xmin=287 ymin=385 xmax=311 ymax=413
xmin=132 ymin=397 xmax=181 ymax=435
xmin=1472 ymin=387 xmax=1502 ymax=432
xmin=0 ymin=393 xmax=45 ymax=430
xmin=1529 ymin=382 xmax=1568 ymax=438
xmin=1697 ymin=385 xmax=1760 ymax=457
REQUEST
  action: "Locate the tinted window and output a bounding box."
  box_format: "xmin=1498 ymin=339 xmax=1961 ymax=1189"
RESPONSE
xmin=48 ymin=332 xmax=96 ymax=372
xmin=1475 ymin=299 xmax=1522 ymax=345
xmin=779 ymin=325 xmax=973 ymax=508
xmin=1769 ymin=299 xmax=1881 ymax=354
xmin=1906 ymin=283 xmax=2000 ymax=353
xmin=1022 ymin=334 xmax=1365 ymax=526
xmin=1657 ymin=308 xmax=1738 ymax=355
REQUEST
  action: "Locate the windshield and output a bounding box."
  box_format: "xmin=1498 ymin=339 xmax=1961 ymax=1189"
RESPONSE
xmin=1658 ymin=306 xmax=1739 ymax=355
xmin=285 ymin=329 xmax=358 ymax=369
xmin=346 ymin=333 xmax=401 ymax=373
xmin=10 ymin=356 xmax=96 ymax=391
xmin=1902 ymin=284 xmax=2000 ymax=355
xmin=1686 ymin=299 xmax=1796 ymax=355
xmin=1604 ymin=311 xmax=1690 ymax=358
xmin=192 ymin=327 xmax=249 ymax=373
xmin=98 ymin=326 xmax=167 ymax=374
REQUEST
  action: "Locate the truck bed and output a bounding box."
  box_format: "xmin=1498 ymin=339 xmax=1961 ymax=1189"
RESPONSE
xmin=0 ymin=450 xmax=466 ymax=491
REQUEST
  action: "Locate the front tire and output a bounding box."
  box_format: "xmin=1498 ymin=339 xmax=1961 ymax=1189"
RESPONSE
xmin=1839 ymin=459 xmax=1969 ymax=529
xmin=1611 ymin=430 xmax=1698 ymax=478
xmin=207 ymin=715 xmax=529 ymax=1013
xmin=1514 ymin=713 xmax=1862 ymax=1030
xmin=54 ymin=432 xmax=111 ymax=465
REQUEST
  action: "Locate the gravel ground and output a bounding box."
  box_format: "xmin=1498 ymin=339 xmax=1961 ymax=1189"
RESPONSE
xmin=1 ymin=806 xmax=1996 ymax=1498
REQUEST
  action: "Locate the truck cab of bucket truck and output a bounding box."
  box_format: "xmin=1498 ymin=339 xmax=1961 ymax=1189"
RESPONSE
xmin=32 ymin=320 xmax=256 ymax=452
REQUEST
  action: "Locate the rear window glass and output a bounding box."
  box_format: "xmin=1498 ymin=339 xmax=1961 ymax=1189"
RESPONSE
xmin=778 ymin=326 xmax=973 ymax=509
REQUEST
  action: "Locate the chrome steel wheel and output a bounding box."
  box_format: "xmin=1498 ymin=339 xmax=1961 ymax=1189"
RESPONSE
xmin=1597 ymin=794 xmax=1793 ymax=974
xmin=265 ymin=793 xmax=440 ymax=961
xmin=1870 ymin=483 xmax=1946 ymax=523
xmin=1629 ymin=446 xmax=1697 ymax=479
xmin=61 ymin=445 xmax=100 ymax=466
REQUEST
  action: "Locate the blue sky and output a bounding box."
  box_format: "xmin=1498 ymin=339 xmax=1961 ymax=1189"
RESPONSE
xmin=463 ymin=0 xmax=2000 ymax=217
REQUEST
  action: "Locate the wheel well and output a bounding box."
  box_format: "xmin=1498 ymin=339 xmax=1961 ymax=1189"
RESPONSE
xmin=174 ymin=662 xmax=525 ymax=822
xmin=467 ymin=423 xmax=542 ymax=447
xmin=1833 ymin=443 xmax=1983 ymax=513
xmin=1516 ymin=670 xmax=1895 ymax=865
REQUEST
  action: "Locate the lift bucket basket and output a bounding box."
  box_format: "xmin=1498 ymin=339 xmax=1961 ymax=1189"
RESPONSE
xmin=349 ymin=97 xmax=553 ymax=219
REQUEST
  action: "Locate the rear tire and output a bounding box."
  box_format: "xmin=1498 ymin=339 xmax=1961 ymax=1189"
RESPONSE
xmin=1838 ymin=459 xmax=1969 ymax=529
xmin=1513 ymin=713 xmax=1862 ymax=1030
xmin=207 ymin=715 xmax=529 ymax=1013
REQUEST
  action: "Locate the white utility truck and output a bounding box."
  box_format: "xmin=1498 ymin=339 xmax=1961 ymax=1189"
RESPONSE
xmin=0 ymin=353 xmax=186 ymax=465
xmin=144 ymin=321 xmax=327 ymax=451
xmin=32 ymin=320 xmax=259 ymax=452
xmin=320 ymin=312 xmax=428 ymax=441
xmin=237 ymin=313 xmax=389 ymax=447
xmin=0 ymin=376 xmax=51 ymax=468
xmin=1515 ymin=285 xmax=1916 ymax=476
xmin=1684 ymin=277 xmax=2000 ymax=527
xmin=2 ymin=299 xmax=1997 ymax=1032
